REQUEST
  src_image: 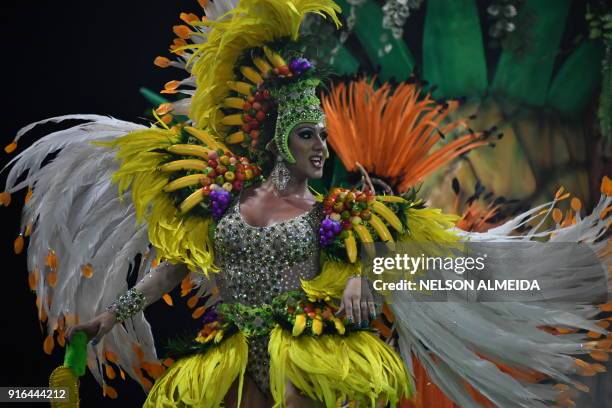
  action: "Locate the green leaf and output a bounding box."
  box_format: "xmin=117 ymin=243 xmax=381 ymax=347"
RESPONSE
xmin=546 ymin=41 xmax=604 ymax=116
xmin=491 ymin=0 xmax=572 ymax=107
xmin=335 ymin=0 xmax=415 ymax=81
xmin=422 ymin=0 xmax=488 ymax=99
xmin=329 ymin=45 xmax=360 ymax=75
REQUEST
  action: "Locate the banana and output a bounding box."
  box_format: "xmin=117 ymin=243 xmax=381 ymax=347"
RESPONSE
xmin=353 ymin=223 xmax=375 ymax=257
xmin=375 ymin=195 xmax=407 ymax=203
xmin=163 ymin=174 xmax=207 ymax=192
xmin=214 ymin=330 xmax=224 ymax=344
xmin=353 ymin=224 xmax=373 ymax=243
xmin=344 ymin=230 xmax=358 ymax=263
xmin=292 ymin=314 xmax=307 ymax=336
xmin=312 ymin=316 xmax=323 ymax=336
xmin=179 ymin=189 xmax=204 ymax=213
xmin=167 ymin=144 xmax=211 ymax=159
xmin=159 ymin=159 xmax=207 ymax=172
xmin=223 ymin=97 xmax=246 ymax=110
xmin=252 ymin=56 xmax=272 ymax=75
xmin=371 ymin=201 xmax=403 ymax=232
xmin=184 ymin=126 xmax=229 ymax=152
xmin=367 ymin=214 xmax=394 ymax=242
xmin=226 ymin=131 xmax=246 ymax=144
xmin=263 ymin=46 xmax=286 ymax=68
xmin=221 ymin=114 xmax=244 ymax=126
xmin=240 ymin=66 xmax=264 ymax=85
xmin=332 ymin=317 xmax=345 ymax=335
xmin=227 ymin=80 xmax=253 ymax=96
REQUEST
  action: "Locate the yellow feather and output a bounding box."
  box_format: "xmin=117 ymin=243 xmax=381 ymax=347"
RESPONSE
xmin=143 ymin=333 xmax=248 ymax=408
xmin=301 ymin=260 xmax=361 ymax=301
xmin=187 ymin=0 xmax=341 ymax=126
xmin=268 ymin=327 xmax=411 ymax=407
xmin=98 ymin=128 xmax=218 ymax=276
xmin=183 ymin=126 xmax=229 ymax=152
xmin=167 ymin=144 xmax=212 ymax=159
xmin=375 ymin=195 xmax=407 ymax=203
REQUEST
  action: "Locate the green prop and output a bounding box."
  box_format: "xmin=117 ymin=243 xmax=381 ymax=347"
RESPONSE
xmin=64 ymin=331 xmax=88 ymax=377
xmin=49 ymin=331 xmax=87 ymax=408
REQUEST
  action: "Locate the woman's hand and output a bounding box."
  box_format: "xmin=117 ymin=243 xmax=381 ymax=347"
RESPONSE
xmin=336 ymin=277 xmax=376 ymax=326
xmin=65 ymin=311 xmax=117 ymax=345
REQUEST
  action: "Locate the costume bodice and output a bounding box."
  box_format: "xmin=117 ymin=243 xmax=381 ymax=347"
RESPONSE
xmin=213 ymin=198 xmax=322 ymax=306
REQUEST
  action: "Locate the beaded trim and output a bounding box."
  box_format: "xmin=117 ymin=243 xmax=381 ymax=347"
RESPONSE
xmin=272 ymin=78 xmax=325 ymax=164
xmin=106 ymin=287 xmax=147 ymax=322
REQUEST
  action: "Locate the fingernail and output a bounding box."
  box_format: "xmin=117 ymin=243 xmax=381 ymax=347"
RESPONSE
xmin=91 ymin=339 xmax=98 ymax=346
xmin=361 ymin=320 xmax=369 ymax=328
xmin=347 ymin=316 xmax=353 ymax=323
xmin=370 ymin=312 xmax=376 ymax=319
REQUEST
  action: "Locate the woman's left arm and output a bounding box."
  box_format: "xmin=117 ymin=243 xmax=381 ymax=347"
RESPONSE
xmin=337 ymin=276 xmax=376 ymax=326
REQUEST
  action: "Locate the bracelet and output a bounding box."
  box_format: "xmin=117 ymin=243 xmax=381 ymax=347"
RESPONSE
xmin=106 ymin=287 xmax=147 ymax=322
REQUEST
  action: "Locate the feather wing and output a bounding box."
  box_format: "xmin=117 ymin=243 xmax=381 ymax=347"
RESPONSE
xmin=4 ymin=116 xmax=177 ymax=390
xmin=388 ymin=192 xmax=611 ymax=407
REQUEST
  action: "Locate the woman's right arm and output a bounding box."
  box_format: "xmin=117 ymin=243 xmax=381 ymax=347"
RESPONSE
xmin=65 ymin=261 xmax=190 ymax=343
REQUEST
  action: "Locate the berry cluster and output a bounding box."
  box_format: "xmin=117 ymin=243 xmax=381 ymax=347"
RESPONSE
xmin=199 ymin=150 xmax=261 ymax=195
xmin=209 ymin=188 xmax=231 ymax=220
xmin=241 ymin=89 xmax=272 ymax=147
xmin=322 ymin=188 xmax=375 ymax=230
xmin=318 ymin=216 xmax=342 ymax=247
xmin=286 ymin=298 xmax=346 ymax=336
xmin=268 ymin=57 xmax=312 ymax=78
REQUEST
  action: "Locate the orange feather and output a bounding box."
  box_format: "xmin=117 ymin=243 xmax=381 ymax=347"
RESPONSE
xmin=322 ymin=79 xmax=486 ymax=193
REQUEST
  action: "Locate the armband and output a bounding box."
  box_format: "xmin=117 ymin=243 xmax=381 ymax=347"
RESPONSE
xmin=106 ymin=287 xmax=147 ymax=322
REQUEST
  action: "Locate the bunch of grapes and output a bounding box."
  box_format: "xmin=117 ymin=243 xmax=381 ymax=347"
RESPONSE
xmin=210 ymin=188 xmax=231 ymax=220
xmin=318 ymin=216 xmax=342 ymax=247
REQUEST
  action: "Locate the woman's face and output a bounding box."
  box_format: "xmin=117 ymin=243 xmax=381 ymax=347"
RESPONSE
xmin=287 ymin=121 xmax=328 ymax=179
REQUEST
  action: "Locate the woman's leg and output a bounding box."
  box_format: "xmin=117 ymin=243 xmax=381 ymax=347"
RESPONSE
xmin=224 ymin=376 xmax=273 ymax=408
xmin=283 ymin=380 xmax=323 ymax=408
xmin=224 ymin=376 xmax=323 ymax=408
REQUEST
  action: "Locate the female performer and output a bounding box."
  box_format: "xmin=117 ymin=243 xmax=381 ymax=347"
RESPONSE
xmin=3 ymin=0 xmax=610 ymax=407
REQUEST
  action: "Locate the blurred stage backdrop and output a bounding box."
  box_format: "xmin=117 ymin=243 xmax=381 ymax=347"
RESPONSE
xmin=1 ymin=0 xmax=610 ymax=407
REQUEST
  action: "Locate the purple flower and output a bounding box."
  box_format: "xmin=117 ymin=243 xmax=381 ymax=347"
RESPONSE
xmin=289 ymin=58 xmax=312 ymax=76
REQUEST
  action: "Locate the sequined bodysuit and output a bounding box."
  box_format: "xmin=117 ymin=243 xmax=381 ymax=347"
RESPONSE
xmin=214 ymin=198 xmax=322 ymax=393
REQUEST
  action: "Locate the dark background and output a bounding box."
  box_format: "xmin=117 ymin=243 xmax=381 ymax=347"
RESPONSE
xmin=0 ymin=1 xmax=609 ymax=407
xmin=0 ymin=1 xmax=201 ymax=406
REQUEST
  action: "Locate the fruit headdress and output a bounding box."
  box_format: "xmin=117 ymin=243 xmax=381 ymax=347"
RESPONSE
xmin=159 ymin=0 xmax=340 ymax=165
